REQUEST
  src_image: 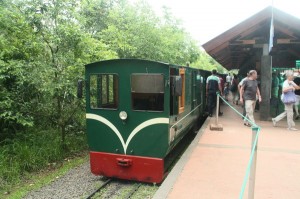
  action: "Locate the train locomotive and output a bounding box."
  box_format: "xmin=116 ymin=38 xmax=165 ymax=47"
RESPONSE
xmin=81 ymin=59 xmax=210 ymax=183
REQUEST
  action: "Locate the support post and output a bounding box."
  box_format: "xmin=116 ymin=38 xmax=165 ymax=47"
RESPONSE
xmin=216 ymin=94 xmax=219 ymax=125
xmin=260 ymin=44 xmax=272 ymax=121
xmin=209 ymin=93 xmax=223 ymax=131
xmin=248 ymin=127 xmax=258 ymax=199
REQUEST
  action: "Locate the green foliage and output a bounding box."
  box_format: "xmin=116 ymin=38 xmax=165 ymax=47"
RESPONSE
xmin=0 ymin=3 xmax=40 ymax=138
xmin=192 ymin=50 xmax=227 ymax=73
xmin=0 ymin=0 xmax=225 ymax=191
xmin=100 ymin=0 xmax=200 ymax=64
xmin=0 ymin=128 xmax=87 ymax=189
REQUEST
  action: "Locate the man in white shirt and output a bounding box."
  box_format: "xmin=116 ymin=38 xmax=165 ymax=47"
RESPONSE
xmin=226 ymin=73 xmax=232 ymax=86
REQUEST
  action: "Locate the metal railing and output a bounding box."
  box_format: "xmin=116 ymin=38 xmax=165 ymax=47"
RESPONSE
xmin=216 ymin=93 xmax=261 ymax=199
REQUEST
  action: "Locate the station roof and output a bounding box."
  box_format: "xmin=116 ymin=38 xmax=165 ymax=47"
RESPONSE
xmin=202 ymin=6 xmax=300 ymax=70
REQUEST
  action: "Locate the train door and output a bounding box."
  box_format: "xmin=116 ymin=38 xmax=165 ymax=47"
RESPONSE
xmin=169 ymin=68 xmax=184 ymax=116
xmin=169 ymin=68 xmax=178 ymax=116
xmin=178 ymin=68 xmax=185 ymax=114
xmin=196 ymin=72 xmax=203 ymax=106
xmin=87 ymin=73 xmax=122 ymax=153
xmin=199 ymin=71 xmax=207 ymax=112
xmin=191 ymin=71 xmax=197 ymax=109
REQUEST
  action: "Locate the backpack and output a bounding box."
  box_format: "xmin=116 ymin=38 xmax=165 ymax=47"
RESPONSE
xmin=207 ymin=79 xmax=219 ymax=94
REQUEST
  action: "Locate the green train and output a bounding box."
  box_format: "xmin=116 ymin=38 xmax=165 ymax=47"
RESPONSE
xmin=80 ymin=59 xmax=211 ymax=183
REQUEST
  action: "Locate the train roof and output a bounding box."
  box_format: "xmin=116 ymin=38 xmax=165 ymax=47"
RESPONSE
xmin=85 ymin=58 xmax=197 ymax=68
xmin=85 ymin=58 xmax=169 ymax=67
xmin=85 ymin=58 xmax=203 ymax=71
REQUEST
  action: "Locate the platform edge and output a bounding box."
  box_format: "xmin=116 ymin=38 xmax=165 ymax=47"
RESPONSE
xmin=152 ymin=117 xmax=211 ymax=199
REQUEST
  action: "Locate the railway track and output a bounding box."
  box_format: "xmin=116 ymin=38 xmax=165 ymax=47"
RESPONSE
xmin=85 ymin=178 xmax=142 ymax=199
xmin=123 ymin=183 xmax=142 ymax=199
xmin=86 ymin=179 xmax=112 ymax=199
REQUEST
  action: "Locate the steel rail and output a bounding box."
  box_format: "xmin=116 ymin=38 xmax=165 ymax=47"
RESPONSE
xmin=86 ymin=179 xmax=112 ymax=199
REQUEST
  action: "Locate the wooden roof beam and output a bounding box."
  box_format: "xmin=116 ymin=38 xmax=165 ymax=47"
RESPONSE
xmin=215 ymin=55 xmax=231 ymax=63
xmin=222 ymin=60 xmax=232 ymax=68
xmin=287 ymin=48 xmax=300 ymax=58
xmin=275 ymin=25 xmax=298 ymax=39
xmin=230 ymin=38 xmax=268 ymax=45
xmin=230 ymin=40 xmax=255 ymax=45
xmin=277 ymin=38 xmax=300 ymax=44
xmin=238 ymin=23 xmax=266 ymax=39
xmin=208 ymin=41 xmax=229 ymax=55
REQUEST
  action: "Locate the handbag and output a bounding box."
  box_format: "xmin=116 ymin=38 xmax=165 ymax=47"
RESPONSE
xmin=281 ymin=91 xmax=296 ymax=104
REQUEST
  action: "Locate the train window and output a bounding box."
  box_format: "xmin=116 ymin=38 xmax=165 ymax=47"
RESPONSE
xmin=131 ymin=74 xmax=164 ymax=111
xmin=90 ymin=74 xmax=118 ymax=109
xmin=174 ymin=76 xmax=182 ymax=96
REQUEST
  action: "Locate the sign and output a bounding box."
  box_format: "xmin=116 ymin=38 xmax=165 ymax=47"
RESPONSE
xmin=296 ymin=60 xmax=300 ymax=68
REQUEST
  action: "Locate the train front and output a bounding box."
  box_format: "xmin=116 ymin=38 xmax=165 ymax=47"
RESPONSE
xmin=85 ymin=59 xmax=170 ymax=183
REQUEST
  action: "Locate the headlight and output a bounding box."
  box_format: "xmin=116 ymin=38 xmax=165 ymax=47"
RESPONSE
xmin=119 ymin=111 xmax=128 ymax=120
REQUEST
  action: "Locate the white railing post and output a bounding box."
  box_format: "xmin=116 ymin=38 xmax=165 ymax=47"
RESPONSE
xmin=248 ymin=127 xmax=258 ymax=199
xmin=216 ymin=93 xmax=219 ymax=125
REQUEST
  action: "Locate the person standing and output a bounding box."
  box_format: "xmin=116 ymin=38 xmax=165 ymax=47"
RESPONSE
xmin=230 ymin=74 xmax=239 ymax=105
xmin=272 ymin=71 xmax=300 ymax=130
xmin=238 ymin=73 xmax=249 ymax=118
xmin=206 ymin=69 xmax=223 ymax=117
xmin=226 ymin=73 xmax=232 ymax=87
xmin=218 ymin=74 xmax=225 ymax=96
xmin=240 ymin=70 xmax=261 ymax=127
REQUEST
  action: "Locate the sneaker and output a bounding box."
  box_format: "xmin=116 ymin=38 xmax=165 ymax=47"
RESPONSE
xmin=288 ymin=127 xmax=298 ymax=131
xmin=272 ymin=118 xmax=276 ymax=127
xmin=244 ymin=123 xmax=251 ymax=127
xmin=219 ymin=112 xmax=223 ymax=116
xmin=209 ymin=114 xmax=213 ymax=117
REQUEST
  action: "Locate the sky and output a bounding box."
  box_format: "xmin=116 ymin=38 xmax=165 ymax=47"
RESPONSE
xmin=130 ymin=0 xmax=300 ymax=45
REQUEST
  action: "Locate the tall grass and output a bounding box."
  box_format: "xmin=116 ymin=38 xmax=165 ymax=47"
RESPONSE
xmin=0 ymin=128 xmax=87 ymax=191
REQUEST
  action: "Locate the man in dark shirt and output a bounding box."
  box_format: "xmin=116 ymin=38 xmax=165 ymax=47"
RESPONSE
xmin=240 ymin=70 xmax=262 ymax=127
xmin=293 ymin=76 xmax=300 ymax=119
xmin=206 ymin=69 xmax=223 ymax=117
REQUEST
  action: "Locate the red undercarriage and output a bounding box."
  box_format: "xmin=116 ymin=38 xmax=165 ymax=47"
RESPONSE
xmin=90 ymin=151 xmax=165 ymax=183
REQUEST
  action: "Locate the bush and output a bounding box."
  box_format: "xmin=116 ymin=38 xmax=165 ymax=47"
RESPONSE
xmin=0 ymin=128 xmax=87 ymax=189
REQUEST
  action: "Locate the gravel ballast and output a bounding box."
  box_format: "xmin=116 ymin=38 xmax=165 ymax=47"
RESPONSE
xmin=24 ymin=162 xmax=102 ymax=199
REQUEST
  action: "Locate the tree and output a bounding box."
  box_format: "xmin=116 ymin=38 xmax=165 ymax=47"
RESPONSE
xmin=0 ymin=0 xmax=203 ymax=147
xmin=26 ymin=0 xmax=120 ymax=148
xmin=100 ymin=0 xmax=200 ymax=65
xmin=0 ymin=1 xmax=41 ymax=141
xmin=193 ymin=50 xmax=227 ymax=73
